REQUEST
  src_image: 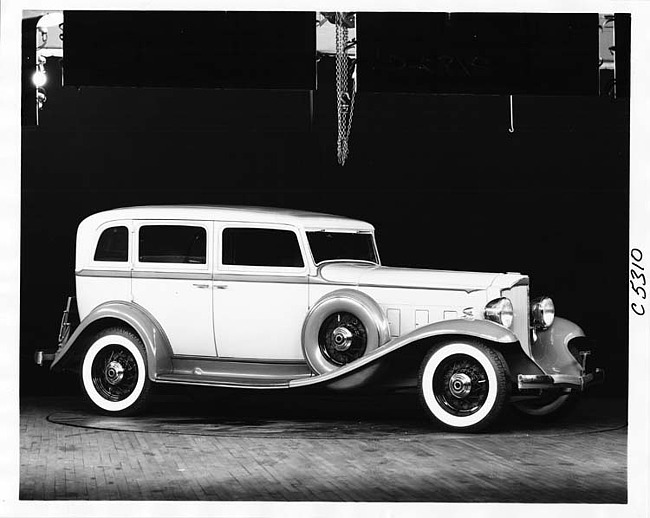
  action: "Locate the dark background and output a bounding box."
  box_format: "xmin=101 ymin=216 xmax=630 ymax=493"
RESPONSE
xmin=21 ymin=12 xmax=629 ymax=398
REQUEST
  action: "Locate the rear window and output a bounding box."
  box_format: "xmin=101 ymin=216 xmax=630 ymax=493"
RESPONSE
xmin=222 ymin=228 xmax=304 ymax=267
xmin=139 ymin=225 xmax=206 ymax=264
xmin=94 ymin=226 xmax=128 ymax=262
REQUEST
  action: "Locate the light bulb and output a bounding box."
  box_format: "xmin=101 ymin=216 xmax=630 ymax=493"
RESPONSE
xmin=32 ymin=70 xmax=47 ymax=88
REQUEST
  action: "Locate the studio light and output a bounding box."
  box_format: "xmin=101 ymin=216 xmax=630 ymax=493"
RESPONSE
xmin=32 ymin=69 xmax=47 ymax=88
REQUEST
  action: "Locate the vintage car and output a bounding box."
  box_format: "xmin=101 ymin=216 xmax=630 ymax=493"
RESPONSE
xmin=35 ymin=205 xmax=603 ymax=432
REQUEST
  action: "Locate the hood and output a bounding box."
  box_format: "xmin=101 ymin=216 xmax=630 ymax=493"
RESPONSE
xmin=317 ymin=262 xmax=528 ymax=292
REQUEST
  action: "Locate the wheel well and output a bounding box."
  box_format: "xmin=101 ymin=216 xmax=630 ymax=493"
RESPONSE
xmin=421 ymin=334 xmax=504 ymax=352
xmin=58 ymin=317 xmax=140 ymax=372
xmin=367 ymin=334 xmax=510 ymax=390
xmin=417 ymin=334 xmax=533 ymax=382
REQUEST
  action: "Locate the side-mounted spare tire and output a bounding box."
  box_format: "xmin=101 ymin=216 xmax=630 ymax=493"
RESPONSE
xmin=302 ymin=289 xmax=391 ymax=375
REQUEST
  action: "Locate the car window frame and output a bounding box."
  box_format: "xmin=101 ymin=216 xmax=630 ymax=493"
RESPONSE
xmin=305 ymin=228 xmax=381 ymax=267
xmin=93 ymin=225 xmax=131 ymax=263
xmin=88 ymin=220 xmax=133 ymax=270
xmin=215 ymin=222 xmax=308 ymax=275
xmin=133 ymin=220 xmax=212 ymax=272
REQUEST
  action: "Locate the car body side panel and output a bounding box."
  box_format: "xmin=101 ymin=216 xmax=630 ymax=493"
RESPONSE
xmin=76 ymin=272 xmax=131 ymax=321
xmin=75 ymin=218 xmax=134 ymax=320
xmin=53 ymin=306 xmax=518 ymax=390
xmin=308 ymin=283 xmax=490 ymax=339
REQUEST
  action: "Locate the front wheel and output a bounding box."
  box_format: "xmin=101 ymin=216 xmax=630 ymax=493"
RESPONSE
xmin=512 ymin=390 xmax=579 ymax=419
xmin=80 ymin=327 xmax=151 ymax=416
xmin=418 ymin=341 xmax=509 ymax=433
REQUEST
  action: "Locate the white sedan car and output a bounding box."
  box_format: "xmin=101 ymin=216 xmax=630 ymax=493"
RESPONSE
xmin=36 ymin=205 xmax=603 ymax=432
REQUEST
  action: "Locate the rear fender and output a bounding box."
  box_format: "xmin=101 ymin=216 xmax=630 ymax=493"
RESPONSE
xmin=51 ymin=301 xmax=173 ymax=381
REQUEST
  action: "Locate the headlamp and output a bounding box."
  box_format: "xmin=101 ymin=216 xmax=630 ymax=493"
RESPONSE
xmin=484 ymin=297 xmax=514 ymax=328
xmin=531 ymin=297 xmax=555 ymax=329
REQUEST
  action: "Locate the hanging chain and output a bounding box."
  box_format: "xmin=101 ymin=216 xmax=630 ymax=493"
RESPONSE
xmin=335 ymin=12 xmax=356 ymax=166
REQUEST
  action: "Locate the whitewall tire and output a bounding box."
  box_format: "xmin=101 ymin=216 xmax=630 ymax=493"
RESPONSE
xmin=302 ymin=291 xmax=390 ymax=375
xmin=419 ymin=341 xmax=509 ymax=432
xmin=80 ymin=327 xmax=151 ymax=416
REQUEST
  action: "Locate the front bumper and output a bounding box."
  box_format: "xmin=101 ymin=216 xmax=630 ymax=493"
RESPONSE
xmin=517 ymin=368 xmax=605 ymax=391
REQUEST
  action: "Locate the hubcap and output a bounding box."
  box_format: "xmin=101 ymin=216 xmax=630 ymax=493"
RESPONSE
xmin=104 ymin=361 xmax=125 ymax=385
xmin=433 ymin=354 xmax=489 ymax=417
xmin=448 ymin=372 xmax=472 ymax=398
xmin=318 ymin=312 xmax=368 ymax=366
xmin=91 ymin=344 xmax=139 ymax=402
xmin=332 ymin=326 xmax=353 ymax=351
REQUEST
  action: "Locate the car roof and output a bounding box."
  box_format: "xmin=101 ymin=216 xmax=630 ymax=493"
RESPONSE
xmin=80 ymin=205 xmax=375 ymax=231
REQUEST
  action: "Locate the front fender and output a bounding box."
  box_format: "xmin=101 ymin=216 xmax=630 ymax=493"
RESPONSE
xmin=290 ymin=318 xmax=519 ymax=389
xmin=51 ymin=300 xmax=173 ymax=381
xmin=408 ymin=318 xmax=520 ymax=345
xmin=530 ymin=316 xmax=585 ymax=377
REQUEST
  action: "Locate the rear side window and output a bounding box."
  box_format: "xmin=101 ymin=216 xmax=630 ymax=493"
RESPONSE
xmin=222 ymin=228 xmax=304 ymax=267
xmin=94 ymin=226 xmax=129 ymax=262
xmin=139 ymin=225 xmax=206 ymax=264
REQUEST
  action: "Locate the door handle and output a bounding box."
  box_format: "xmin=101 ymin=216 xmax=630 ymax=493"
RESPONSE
xmin=192 ymin=283 xmax=210 ymax=289
xmin=214 ymin=284 xmax=228 ymax=290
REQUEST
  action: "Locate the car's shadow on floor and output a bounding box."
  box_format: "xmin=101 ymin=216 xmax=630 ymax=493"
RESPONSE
xmin=41 ymin=388 xmax=628 ymax=439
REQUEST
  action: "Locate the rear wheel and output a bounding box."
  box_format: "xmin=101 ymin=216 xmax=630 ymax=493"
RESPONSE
xmin=419 ymin=341 xmax=509 ymax=432
xmin=80 ymin=327 xmax=151 ymax=416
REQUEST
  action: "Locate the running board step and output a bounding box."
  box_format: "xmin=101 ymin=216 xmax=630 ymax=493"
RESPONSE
xmin=155 ymin=373 xmax=294 ymax=389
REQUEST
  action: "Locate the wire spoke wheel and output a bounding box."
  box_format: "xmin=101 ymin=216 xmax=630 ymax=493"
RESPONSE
xmin=419 ymin=341 xmax=509 ymax=432
xmin=302 ymin=291 xmax=390 ymax=375
xmin=81 ymin=327 xmax=151 ymax=416
xmin=433 ymin=354 xmax=489 ymax=417
xmin=318 ymin=311 xmax=367 ymax=366
xmin=90 ymin=344 xmax=139 ymax=402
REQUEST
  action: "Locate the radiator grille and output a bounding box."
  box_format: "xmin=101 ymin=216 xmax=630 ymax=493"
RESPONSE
xmin=502 ymin=284 xmax=530 ymax=354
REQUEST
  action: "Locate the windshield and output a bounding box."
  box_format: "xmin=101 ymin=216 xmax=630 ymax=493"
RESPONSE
xmin=307 ymin=231 xmax=378 ymax=265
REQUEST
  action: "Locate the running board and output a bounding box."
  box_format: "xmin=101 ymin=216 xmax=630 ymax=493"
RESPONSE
xmin=155 ymin=356 xmax=314 ymax=389
xmin=155 ymin=373 xmax=294 ymax=389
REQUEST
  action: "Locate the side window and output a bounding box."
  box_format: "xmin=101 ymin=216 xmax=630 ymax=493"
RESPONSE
xmin=222 ymin=228 xmax=304 ymax=267
xmin=139 ymin=225 xmax=206 ymax=264
xmin=94 ymin=226 xmax=129 ymax=262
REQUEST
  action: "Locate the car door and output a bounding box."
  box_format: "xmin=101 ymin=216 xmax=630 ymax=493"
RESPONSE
xmin=131 ymin=220 xmax=217 ymax=357
xmin=212 ymin=223 xmax=309 ymax=360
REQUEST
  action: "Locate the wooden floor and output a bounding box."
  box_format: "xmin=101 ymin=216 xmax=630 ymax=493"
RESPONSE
xmin=19 ymin=392 xmax=627 ymax=502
